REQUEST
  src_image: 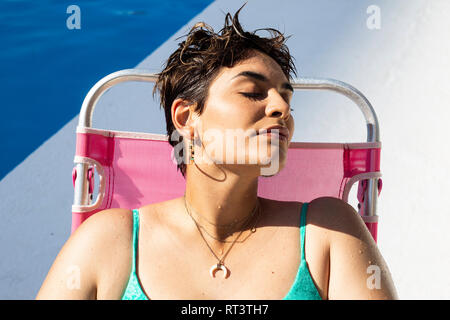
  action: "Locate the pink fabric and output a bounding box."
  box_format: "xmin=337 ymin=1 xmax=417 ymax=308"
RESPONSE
xmin=72 ymin=131 xmax=381 ymax=241
xmin=344 ymin=146 xmax=380 ymax=176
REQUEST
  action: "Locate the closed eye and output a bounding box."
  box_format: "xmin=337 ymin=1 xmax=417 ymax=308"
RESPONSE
xmin=240 ymin=92 xmax=265 ymax=100
xmin=240 ymin=92 xmax=294 ymax=111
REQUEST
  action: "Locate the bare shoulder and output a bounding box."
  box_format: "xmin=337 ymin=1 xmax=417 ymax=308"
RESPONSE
xmin=308 ymin=196 xmax=358 ymax=219
xmin=306 ymin=197 xmax=398 ymax=299
xmin=36 ymin=208 xmax=134 ymax=300
xmin=305 ymin=196 xmax=381 ymax=257
xmin=79 ymin=208 xmax=135 ymax=237
xmin=260 ymin=196 xmax=361 ymax=242
xmin=307 ymin=196 xmax=379 ymax=243
xmin=272 ymin=197 xmax=352 ymax=243
xmin=70 ymin=207 xmax=136 ymax=256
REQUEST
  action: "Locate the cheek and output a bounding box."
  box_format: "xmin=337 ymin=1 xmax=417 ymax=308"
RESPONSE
xmin=203 ymin=96 xmax=254 ymax=130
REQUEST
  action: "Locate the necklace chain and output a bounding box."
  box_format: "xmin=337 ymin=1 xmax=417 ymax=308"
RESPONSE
xmin=184 ymin=196 xmax=260 ymax=242
xmin=186 ymin=200 xmax=255 ymax=229
xmin=183 ymin=194 xmax=260 ymax=265
xmin=197 ymin=208 xmax=262 ymax=243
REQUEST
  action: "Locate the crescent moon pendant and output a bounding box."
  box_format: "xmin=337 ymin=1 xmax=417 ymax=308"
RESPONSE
xmin=209 ymin=263 xmax=230 ymax=278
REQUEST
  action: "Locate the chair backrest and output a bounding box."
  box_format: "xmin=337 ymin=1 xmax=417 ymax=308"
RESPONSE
xmin=71 ymin=70 xmax=382 ymax=242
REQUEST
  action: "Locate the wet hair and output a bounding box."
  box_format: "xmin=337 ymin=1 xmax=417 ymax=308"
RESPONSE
xmin=152 ymin=3 xmax=297 ymax=178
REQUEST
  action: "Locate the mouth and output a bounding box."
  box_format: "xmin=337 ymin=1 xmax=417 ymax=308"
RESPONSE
xmin=255 ymin=126 xmax=289 ymax=142
xmin=258 ymin=131 xmax=288 ymax=142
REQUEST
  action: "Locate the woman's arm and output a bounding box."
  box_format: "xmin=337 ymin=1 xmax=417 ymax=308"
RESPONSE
xmin=36 ymin=209 xmax=132 ymax=300
xmin=317 ymin=197 xmax=398 ymax=300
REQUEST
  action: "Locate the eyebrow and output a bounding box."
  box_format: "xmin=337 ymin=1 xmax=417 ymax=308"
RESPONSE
xmin=231 ymin=71 xmax=294 ymax=92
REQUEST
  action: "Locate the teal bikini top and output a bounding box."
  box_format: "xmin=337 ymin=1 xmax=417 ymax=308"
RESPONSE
xmin=121 ymin=202 xmax=322 ymax=300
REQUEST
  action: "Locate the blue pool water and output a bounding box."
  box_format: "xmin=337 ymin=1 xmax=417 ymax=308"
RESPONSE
xmin=0 ymin=0 xmax=213 ymax=181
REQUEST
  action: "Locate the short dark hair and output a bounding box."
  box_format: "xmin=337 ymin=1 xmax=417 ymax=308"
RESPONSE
xmin=153 ymin=4 xmax=297 ymax=178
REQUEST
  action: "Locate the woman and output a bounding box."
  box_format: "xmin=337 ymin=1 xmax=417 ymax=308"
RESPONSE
xmin=36 ymin=7 xmax=398 ymax=300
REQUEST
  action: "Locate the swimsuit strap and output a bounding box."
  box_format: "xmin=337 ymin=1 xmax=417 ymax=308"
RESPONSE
xmin=131 ymin=208 xmax=140 ymax=273
xmin=300 ymin=202 xmax=309 ymax=262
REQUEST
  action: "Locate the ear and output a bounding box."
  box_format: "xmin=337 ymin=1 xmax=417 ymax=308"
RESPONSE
xmin=171 ymin=98 xmax=196 ymax=139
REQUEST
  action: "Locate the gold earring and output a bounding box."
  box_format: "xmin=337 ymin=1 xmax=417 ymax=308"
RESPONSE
xmin=189 ymin=138 xmax=195 ymax=164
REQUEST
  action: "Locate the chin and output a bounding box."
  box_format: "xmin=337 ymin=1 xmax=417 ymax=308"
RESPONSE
xmin=257 ymin=156 xmax=287 ymax=177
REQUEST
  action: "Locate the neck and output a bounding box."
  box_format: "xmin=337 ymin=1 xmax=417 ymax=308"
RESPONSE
xmin=183 ymin=163 xmax=261 ymax=242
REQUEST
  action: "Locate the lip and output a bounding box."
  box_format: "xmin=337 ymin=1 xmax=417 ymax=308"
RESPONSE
xmin=256 ymin=125 xmax=290 ymax=141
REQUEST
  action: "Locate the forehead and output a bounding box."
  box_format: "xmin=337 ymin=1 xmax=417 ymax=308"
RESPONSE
xmin=213 ymin=51 xmax=289 ymax=85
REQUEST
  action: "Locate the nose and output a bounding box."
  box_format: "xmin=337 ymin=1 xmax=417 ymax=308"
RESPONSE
xmin=265 ymin=88 xmax=291 ymax=121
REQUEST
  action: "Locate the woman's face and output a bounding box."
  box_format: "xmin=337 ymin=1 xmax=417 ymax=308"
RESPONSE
xmin=190 ymin=50 xmax=295 ymax=176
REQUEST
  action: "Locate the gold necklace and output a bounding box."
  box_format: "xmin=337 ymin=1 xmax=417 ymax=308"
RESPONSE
xmin=185 ymin=196 xmax=261 ymax=243
xmin=183 ymin=195 xmax=260 ymax=278
xmin=186 ymin=201 xmax=255 ymax=229
xmin=196 ymin=207 xmax=262 ymax=243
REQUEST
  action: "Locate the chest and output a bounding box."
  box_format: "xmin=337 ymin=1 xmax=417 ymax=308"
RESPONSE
xmin=133 ymin=221 xmax=329 ymax=299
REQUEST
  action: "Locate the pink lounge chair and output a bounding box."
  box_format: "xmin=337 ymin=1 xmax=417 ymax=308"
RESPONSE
xmin=72 ymin=70 xmax=382 ymax=242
